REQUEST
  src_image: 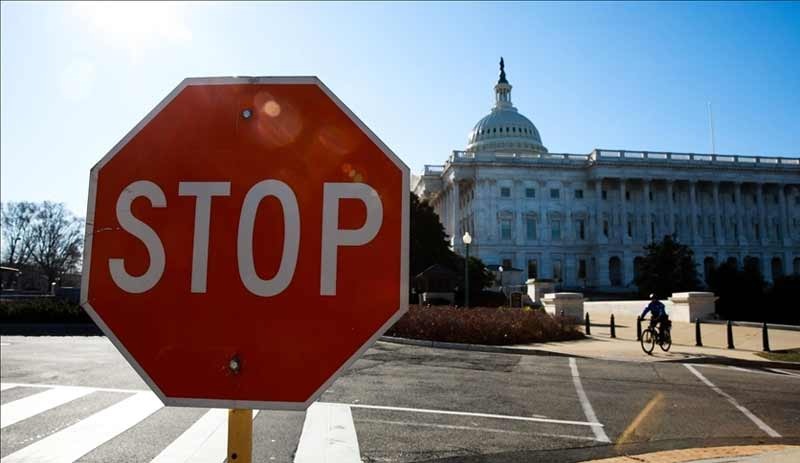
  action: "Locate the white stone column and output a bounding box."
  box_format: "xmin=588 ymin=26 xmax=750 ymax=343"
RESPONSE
xmin=594 ymin=178 xmax=604 ymax=243
xmin=620 ymin=178 xmax=629 ymax=244
xmin=757 ymin=183 xmax=767 ymax=246
xmin=667 ymin=180 xmax=675 ymax=236
xmin=643 ymin=179 xmax=652 ymax=243
xmin=734 ymin=182 xmax=746 ymax=246
xmin=451 ymin=180 xmax=460 ymax=247
xmin=713 ymin=181 xmax=723 ymax=246
xmin=778 ymin=184 xmax=790 ymax=245
xmin=514 ymin=180 xmax=523 ymax=245
xmin=689 ymin=180 xmax=698 ymax=245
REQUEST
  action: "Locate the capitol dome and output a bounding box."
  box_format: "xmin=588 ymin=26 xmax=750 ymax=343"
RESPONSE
xmin=466 ymin=58 xmax=547 ymax=154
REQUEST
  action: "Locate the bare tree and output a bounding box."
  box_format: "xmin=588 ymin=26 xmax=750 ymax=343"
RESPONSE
xmin=1 ymin=201 xmax=38 ymax=267
xmin=30 ymin=202 xmax=84 ymax=286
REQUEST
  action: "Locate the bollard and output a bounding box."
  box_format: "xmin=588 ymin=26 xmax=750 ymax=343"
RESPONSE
xmin=610 ymin=314 xmax=616 ymax=338
xmin=695 ymin=318 xmax=703 ymax=347
xmin=727 ymin=319 xmax=735 ymax=349
xmin=762 ymin=322 xmax=770 ymax=352
xmin=585 ymin=313 xmax=591 ymax=335
xmin=636 ymin=316 xmax=642 ymax=341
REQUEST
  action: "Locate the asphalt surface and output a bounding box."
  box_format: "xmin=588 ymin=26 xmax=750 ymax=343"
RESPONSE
xmin=1 ymin=336 xmax=799 ymax=462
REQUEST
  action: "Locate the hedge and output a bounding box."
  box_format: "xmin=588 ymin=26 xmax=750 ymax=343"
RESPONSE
xmin=387 ymin=305 xmax=584 ymax=345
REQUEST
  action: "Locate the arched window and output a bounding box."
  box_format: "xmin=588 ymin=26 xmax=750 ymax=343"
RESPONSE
xmin=703 ymin=257 xmax=715 ymax=285
xmin=771 ymin=257 xmax=784 ymax=279
xmin=633 ymin=257 xmax=644 ymax=283
xmin=609 ymin=257 xmax=622 ymax=287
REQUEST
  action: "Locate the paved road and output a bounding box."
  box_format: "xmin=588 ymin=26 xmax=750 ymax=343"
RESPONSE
xmin=1 ymin=336 xmax=799 ymax=462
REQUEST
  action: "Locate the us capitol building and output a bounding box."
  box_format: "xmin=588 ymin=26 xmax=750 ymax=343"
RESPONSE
xmin=413 ymin=59 xmax=800 ymax=291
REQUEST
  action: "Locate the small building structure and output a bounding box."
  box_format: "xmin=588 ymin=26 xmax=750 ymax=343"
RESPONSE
xmin=414 ymin=264 xmax=458 ymax=305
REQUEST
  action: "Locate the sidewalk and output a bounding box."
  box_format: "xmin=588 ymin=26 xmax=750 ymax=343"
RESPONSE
xmin=527 ymin=313 xmax=800 ymax=363
xmin=584 ymin=445 xmax=800 ymax=463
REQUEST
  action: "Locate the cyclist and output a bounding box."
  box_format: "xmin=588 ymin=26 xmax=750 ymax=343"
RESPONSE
xmin=641 ymin=293 xmax=669 ymax=339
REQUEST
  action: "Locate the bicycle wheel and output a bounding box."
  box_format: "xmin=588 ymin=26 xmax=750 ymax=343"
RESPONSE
xmin=659 ymin=329 xmax=672 ymax=352
xmin=640 ymin=328 xmax=656 ymax=354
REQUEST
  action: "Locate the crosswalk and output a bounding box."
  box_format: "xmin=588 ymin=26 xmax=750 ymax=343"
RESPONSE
xmin=0 ymin=383 xmax=320 ymax=463
xmin=0 ymin=379 xmax=607 ymax=463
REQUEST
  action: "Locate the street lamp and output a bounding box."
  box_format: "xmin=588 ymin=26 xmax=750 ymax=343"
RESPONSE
xmin=462 ymin=232 xmax=472 ymax=308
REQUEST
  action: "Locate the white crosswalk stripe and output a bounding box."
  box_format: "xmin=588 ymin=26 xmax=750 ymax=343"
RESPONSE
xmin=1 ymin=386 xmax=93 ymax=428
xmin=150 ymin=408 xmax=259 ymax=463
xmin=1 ymin=391 xmax=163 ymax=463
xmin=294 ymin=402 xmax=361 ymax=463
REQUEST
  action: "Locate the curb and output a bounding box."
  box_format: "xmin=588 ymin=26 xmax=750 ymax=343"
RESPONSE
xmin=702 ymin=320 xmax=800 ymax=332
xmin=379 ymin=336 xmax=574 ymax=357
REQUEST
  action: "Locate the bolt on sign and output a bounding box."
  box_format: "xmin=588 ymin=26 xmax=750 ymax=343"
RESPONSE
xmin=81 ymin=77 xmax=409 ymax=410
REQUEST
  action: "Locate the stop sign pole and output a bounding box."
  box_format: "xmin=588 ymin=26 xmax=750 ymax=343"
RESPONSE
xmin=81 ymin=76 xmax=409 ymax=461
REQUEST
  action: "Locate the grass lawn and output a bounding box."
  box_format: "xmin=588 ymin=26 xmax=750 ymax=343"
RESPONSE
xmin=756 ymin=348 xmax=800 ymax=363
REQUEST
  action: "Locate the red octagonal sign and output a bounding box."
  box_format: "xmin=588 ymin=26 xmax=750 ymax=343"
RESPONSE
xmin=81 ymin=77 xmax=409 ymax=409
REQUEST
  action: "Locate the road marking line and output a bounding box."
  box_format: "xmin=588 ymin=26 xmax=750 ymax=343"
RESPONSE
xmin=0 ymin=381 xmax=145 ymax=394
xmin=151 ymin=408 xmax=259 ymax=463
xmin=0 ymin=383 xmax=17 ymax=391
xmin=1 ymin=386 xmax=93 ymax=428
xmin=355 ymin=418 xmax=598 ymax=441
xmin=684 ymin=364 xmax=781 ymax=438
xmin=295 ymin=402 xmax=361 ymax=463
xmin=615 ymin=392 xmax=664 ymax=447
xmin=569 ymin=357 xmax=611 ymax=443
xmin=1 ymin=391 xmax=163 ymax=463
xmin=339 ymin=402 xmax=600 ymax=427
xmin=767 ymin=368 xmax=800 ymax=378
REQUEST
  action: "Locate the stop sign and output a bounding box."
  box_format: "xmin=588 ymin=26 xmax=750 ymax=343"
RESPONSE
xmin=81 ymin=77 xmax=409 ymax=409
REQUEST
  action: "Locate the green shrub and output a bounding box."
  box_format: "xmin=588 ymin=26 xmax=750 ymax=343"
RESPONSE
xmin=386 ymin=305 xmax=584 ymax=345
xmin=0 ymin=298 xmax=92 ymax=324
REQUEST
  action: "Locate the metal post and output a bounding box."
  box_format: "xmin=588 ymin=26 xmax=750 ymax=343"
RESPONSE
xmin=464 ymin=244 xmax=470 ymax=309
xmin=228 ymin=409 xmax=252 ymax=463
xmin=610 ymin=314 xmax=616 ymax=338
xmin=727 ymin=320 xmax=735 ymax=349
xmin=636 ymin=316 xmax=642 ymax=341
xmin=584 ymin=313 xmax=591 ymax=335
xmin=695 ymin=318 xmax=703 ymax=347
xmin=762 ymin=322 xmax=770 ymax=352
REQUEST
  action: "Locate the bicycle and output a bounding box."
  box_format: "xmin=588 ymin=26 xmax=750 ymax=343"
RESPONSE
xmin=640 ymin=317 xmax=672 ymax=354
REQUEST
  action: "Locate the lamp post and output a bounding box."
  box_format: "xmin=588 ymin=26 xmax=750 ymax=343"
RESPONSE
xmin=462 ymin=232 xmax=472 ymax=309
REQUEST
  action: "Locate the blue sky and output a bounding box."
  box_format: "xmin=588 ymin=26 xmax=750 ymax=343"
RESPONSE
xmin=2 ymin=1 xmax=799 ymax=217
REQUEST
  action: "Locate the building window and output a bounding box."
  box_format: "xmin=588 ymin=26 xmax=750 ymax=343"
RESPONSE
xmin=550 ymin=188 xmax=560 ymax=199
xmin=575 ymin=189 xmax=584 ymax=199
xmin=649 ymin=191 xmax=653 ymax=201
xmin=603 ymin=220 xmax=609 ymax=237
xmin=625 ymin=191 xmax=631 ymax=201
xmin=578 ymin=219 xmax=585 ymax=240
xmin=578 ymin=259 xmax=587 ymax=279
xmin=525 ymin=187 xmax=536 ymax=198
xmin=500 ymin=187 xmax=511 ymax=198
xmin=651 ymin=221 xmax=655 ymax=240
xmin=627 ymin=221 xmax=633 ymax=238
xmin=526 ymin=217 xmax=537 ymax=240
xmin=602 ymin=190 xmax=607 ymax=200
xmin=551 ymin=220 xmax=561 ymax=240
xmin=553 ymin=261 xmax=563 ymax=282
xmin=500 ymin=219 xmax=512 ymax=240
xmin=755 ymin=223 xmax=760 ymax=240
xmin=527 ymin=259 xmax=538 ymax=279
xmin=502 ymin=258 xmax=513 ymax=270
xmin=776 ymin=223 xmax=782 ymax=240
xmin=672 ymin=191 xmax=676 ymax=202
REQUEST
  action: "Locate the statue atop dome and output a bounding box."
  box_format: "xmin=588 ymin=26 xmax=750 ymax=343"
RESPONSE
xmin=498 ymin=57 xmax=508 ymax=84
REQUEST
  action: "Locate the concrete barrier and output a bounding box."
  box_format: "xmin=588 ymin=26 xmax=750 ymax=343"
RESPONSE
xmin=543 ymin=292 xmax=584 ymax=320
xmin=669 ymin=292 xmax=717 ymax=322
